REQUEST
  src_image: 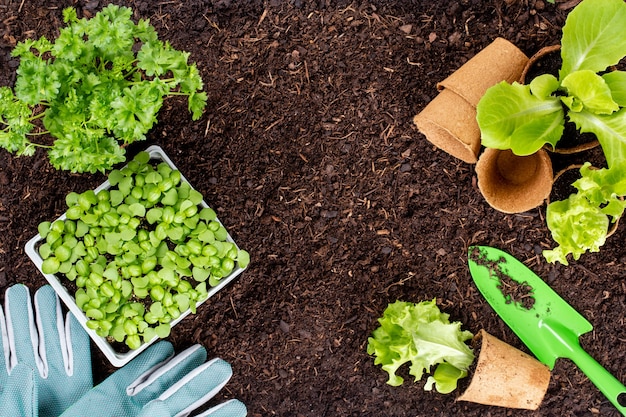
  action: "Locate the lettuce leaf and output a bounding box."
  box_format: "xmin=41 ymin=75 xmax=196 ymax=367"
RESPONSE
xmin=476 ymin=81 xmax=563 ymax=155
xmin=560 ymin=0 xmax=626 ymax=78
xmin=544 ymin=163 xmax=626 ymax=264
xmin=543 ymin=192 xmax=609 ymax=265
xmin=568 ymin=108 xmax=626 ymax=169
xmin=560 ymin=70 xmax=618 ymax=114
xmin=602 ymin=71 xmax=626 ymax=106
xmin=424 ymin=362 xmax=468 ymax=394
xmin=366 ymin=300 xmax=474 ymax=394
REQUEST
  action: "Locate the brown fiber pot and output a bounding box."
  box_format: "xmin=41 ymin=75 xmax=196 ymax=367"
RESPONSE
xmin=475 ymin=148 xmax=553 ymax=214
xmin=457 ymin=329 xmax=551 ymax=410
xmin=518 ymin=44 xmax=561 ymax=85
xmin=414 ymin=37 xmax=529 ymax=163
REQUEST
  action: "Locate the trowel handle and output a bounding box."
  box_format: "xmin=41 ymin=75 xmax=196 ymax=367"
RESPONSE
xmin=570 ymin=344 xmax=626 ymax=416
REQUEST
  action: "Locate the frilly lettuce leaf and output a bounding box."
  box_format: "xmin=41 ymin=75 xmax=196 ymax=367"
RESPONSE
xmin=544 ymin=192 xmax=609 ymax=265
xmin=424 ymin=362 xmax=467 ymax=394
xmin=476 ymin=81 xmax=564 ymax=155
xmin=366 ymin=300 xmax=474 ymax=394
xmin=560 ymin=0 xmax=626 ymax=78
xmin=575 ymin=163 xmax=626 ymax=205
xmin=544 ymin=163 xmax=626 ymax=265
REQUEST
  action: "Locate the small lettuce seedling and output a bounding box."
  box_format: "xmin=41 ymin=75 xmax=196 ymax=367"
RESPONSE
xmin=367 ymin=299 xmax=474 ymax=394
xmin=476 ymin=0 xmax=626 ymax=264
xmin=0 ymin=5 xmax=207 ymax=173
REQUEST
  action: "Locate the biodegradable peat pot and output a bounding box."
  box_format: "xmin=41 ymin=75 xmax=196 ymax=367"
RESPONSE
xmin=549 ymin=164 xmax=585 ymax=204
xmin=25 ymin=145 xmax=247 ymax=367
xmin=518 ymin=44 xmax=561 ymax=84
xmin=414 ymin=37 xmax=529 ymax=163
xmin=476 ymin=148 xmax=553 ymax=214
xmin=457 ymin=330 xmax=551 ymax=410
xmin=520 ymin=44 xmax=600 ymax=154
xmin=413 ymin=88 xmax=480 ymax=163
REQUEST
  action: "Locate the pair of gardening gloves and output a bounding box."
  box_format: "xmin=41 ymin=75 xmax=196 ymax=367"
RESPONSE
xmin=0 ymin=284 xmax=247 ymax=417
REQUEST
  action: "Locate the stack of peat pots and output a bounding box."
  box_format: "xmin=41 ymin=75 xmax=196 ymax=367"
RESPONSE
xmin=414 ymin=38 xmax=554 ymax=214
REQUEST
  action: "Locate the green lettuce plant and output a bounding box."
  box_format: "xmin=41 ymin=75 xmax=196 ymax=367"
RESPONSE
xmin=476 ymin=0 xmax=626 ymax=264
xmin=367 ymin=299 xmax=474 ymax=394
xmin=0 ymin=5 xmax=207 ymax=173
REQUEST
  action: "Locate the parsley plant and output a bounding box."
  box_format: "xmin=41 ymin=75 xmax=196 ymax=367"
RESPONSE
xmin=0 ymin=5 xmax=207 ymax=173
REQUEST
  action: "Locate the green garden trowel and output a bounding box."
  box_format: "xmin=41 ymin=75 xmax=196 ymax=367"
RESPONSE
xmin=468 ymin=246 xmax=626 ymax=415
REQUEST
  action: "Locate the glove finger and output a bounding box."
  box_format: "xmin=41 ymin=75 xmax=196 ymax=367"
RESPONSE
xmin=129 ymin=344 xmax=208 ymax=406
xmin=0 ymin=363 xmax=38 ymax=417
xmin=194 ymin=399 xmax=247 ymax=417
xmin=138 ymin=398 xmax=247 ymax=417
xmin=109 ymin=340 xmax=176 ymax=389
xmin=38 ymin=313 xmax=93 ymax=417
xmin=155 ymin=357 xmax=233 ymax=417
xmin=0 ymin=295 xmax=10 ymax=383
xmin=33 ymin=286 xmax=94 ymax=417
xmin=5 ymin=285 xmax=39 ymax=370
xmin=34 ymin=286 xmax=92 ymax=380
xmin=65 ymin=311 xmax=92 ymax=382
xmin=58 ymin=341 xmax=176 ymax=417
xmin=33 ymin=286 xmax=63 ymax=378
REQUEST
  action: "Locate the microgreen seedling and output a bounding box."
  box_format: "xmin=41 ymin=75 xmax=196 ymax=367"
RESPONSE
xmin=37 ymin=151 xmax=249 ymax=350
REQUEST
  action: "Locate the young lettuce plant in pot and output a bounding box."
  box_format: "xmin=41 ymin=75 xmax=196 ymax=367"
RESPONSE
xmin=367 ymin=299 xmax=551 ymax=410
xmin=475 ymin=0 xmax=626 ymax=264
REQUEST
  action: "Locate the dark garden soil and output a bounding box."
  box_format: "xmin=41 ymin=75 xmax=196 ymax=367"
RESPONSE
xmin=1 ymin=1 xmax=625 ymax=416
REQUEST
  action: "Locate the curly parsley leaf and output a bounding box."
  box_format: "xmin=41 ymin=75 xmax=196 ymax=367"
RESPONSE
xmin=48 ymin=133 xmax=126 ymax=174
xmin=0 ymin=87 xmax=36 ymax=154
xmin=111 ymin=83 xmax=165 ymax=143
xmin=0 ymin=4 xmax=207 ymax=173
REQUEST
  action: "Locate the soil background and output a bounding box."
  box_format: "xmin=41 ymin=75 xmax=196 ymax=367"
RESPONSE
xmin=1 ymin=1 xmax=625 ymax=416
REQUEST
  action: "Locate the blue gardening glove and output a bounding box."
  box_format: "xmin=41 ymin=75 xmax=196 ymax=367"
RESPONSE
xmin=137 ymin=390 xmax=247 ymax=417
xmin=0 ymin=284 xmax=93 ymax=417
xmin=61 ymin=341 xmax=247 ymax=417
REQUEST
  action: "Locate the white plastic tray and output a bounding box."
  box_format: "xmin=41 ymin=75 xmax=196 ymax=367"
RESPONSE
xmin=25 ymin=145 xmax=246 ymax=367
